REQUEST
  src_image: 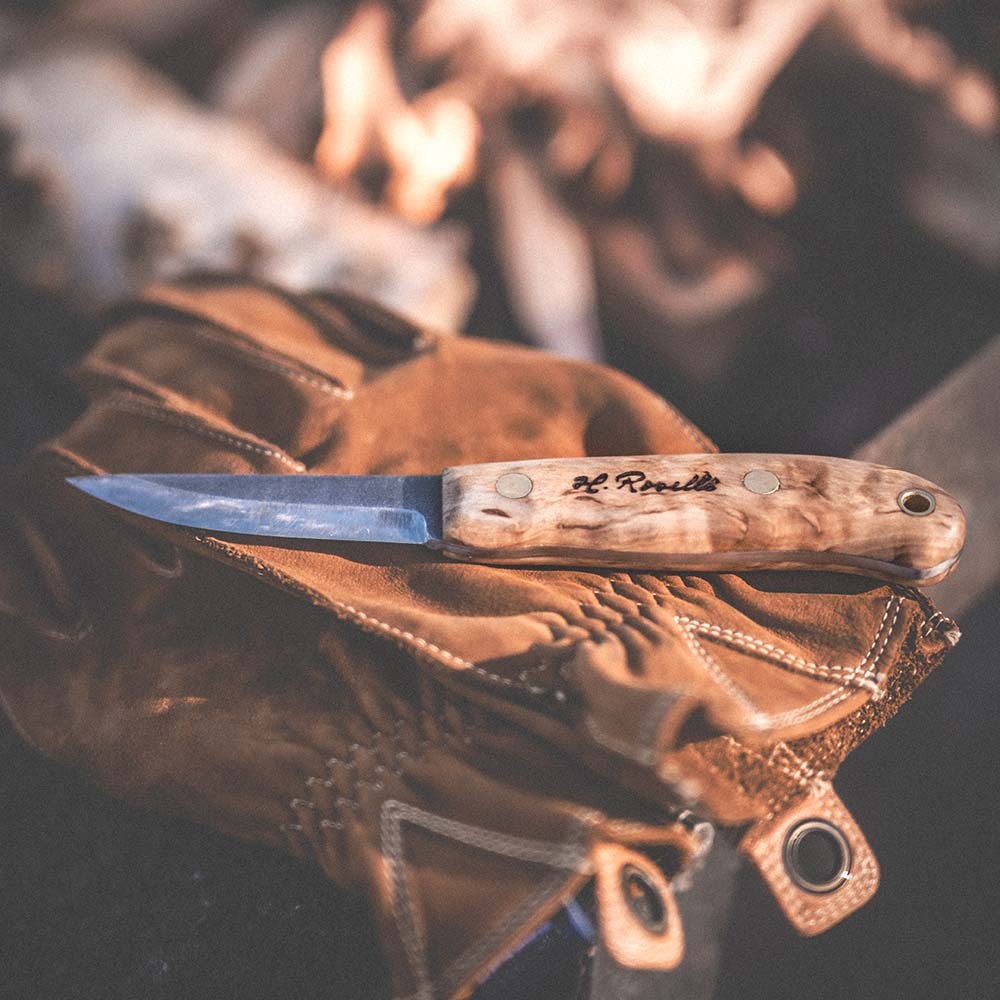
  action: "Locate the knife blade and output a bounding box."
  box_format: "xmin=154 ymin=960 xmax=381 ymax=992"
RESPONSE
xmin=67 ymin=454 xmax=966 ymax=585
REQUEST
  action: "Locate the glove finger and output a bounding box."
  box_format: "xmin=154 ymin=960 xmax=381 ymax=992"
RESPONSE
xmin=77 ymin=283 xmax=362 ymax=459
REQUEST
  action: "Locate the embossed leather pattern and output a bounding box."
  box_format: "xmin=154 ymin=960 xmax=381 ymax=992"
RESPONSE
xmin=0 ymin=277 xmax=959 ymax=999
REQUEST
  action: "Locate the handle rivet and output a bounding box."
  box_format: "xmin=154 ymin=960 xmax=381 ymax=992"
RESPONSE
xmin=783 ymin=819 xmax=853 ymax=894
xmin=495 ymin=473 xmax=533 ymax=499
xmin=897 ymin=488 xmax=935 ymax=516
xmin=743 ymin=469 xmax=780 ymax=495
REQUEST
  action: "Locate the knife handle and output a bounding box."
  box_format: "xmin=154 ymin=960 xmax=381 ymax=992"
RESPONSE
xmin=439 ymin=454 xmax=965 ymax=585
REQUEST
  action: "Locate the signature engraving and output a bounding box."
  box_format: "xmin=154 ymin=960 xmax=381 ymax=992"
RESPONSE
xmin=571 ymin=470 xmax=721 ymax=495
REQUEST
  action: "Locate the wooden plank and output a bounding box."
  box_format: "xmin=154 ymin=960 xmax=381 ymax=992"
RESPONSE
xmin=853 ymin=336 xmax=1000 ymax=615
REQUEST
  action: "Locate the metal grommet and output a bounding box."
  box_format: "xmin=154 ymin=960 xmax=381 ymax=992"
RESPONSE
xmin=897 ymin=488 xmax=935 ymax=516
xmin=495 ymin=473 xmax=533 ymax=499
xmin=743 ymin=469 xmax=781 ymax=495
xmin=783 ymin=819 xmax=853 ymax=894
xmin=620 ymin=863 xmax=667 ymax=934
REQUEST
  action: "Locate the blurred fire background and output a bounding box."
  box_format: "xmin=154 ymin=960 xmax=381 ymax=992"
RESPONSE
xmin=1 ymin=2 xmax=998 ymax=998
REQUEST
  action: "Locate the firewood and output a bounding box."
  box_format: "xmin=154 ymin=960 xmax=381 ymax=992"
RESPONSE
xmin=487 ymin=143 xmax=602 ymax=360
xmin=901 ymin=103 xmax=1000 ymax=268
xmin=315 ymin=3 xmax=480 ymax=225
xmin=208 ymin=2 xmax=344 ymax=159
xmin=63 ymin=0 xmax=245 ymax=51
xmin=0 ymin=45 xmax=474 ymax=330
xmin=304 ymin=0 xmax=999 ymax=369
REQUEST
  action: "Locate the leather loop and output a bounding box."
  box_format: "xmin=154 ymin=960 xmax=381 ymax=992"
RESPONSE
xmin=739 ymin=785 xmax=879 ymax=935
xmin=592 ymin=842 xmax=684 ymax=970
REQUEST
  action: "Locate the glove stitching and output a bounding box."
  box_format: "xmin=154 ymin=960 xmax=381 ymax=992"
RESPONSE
xmin=766 ymin=742 xmax=827 ymax=790
xmin=381 ymin=800 xmax=591 ymax=1000
xmin=328 ymin=602 xmax=555 ymax=697
xmin=103 ymin=394 xmax=306 ymax=471
xmin=712 ymin=736 xmax=827 ymax=820
xmin=570 ymin=586 xmax=899 ymax=755
xmin=116 ymin=290 xmax=358 ymax=392
xmin=582 ymin=691 xmax=682 ymax=767
xmin=175 ymin=322 xmax=355 ymax=399
xmin=293 ymin=718 xmax=478 ymax=831
xmin=652 ymin=396 xmax=718 ymax=454
xmin=592 ymin=582 xmax=896 ymax=689
xmin=751 ymin=598 xmax=900 ymax=728
xmin=767 ymin=597 xmax=901 ymax=726
xmin=674 ymin=621 xmax=767 ymax=724
xmin=765 ymin=688 xmax=855 ymax=729
xmin=672 ymin=596 xmax=901 ymax=730
xmin=673 ymin=609 xmax=893 ymax=691
xmin=194 ymin=536 xmax=567 ymax=702
xmin=920 ymin=609 xmax=960 ymax=640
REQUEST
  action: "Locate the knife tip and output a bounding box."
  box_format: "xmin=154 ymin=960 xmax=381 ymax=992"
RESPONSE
xmin=66 ymin=475 xmax=104 ymax=496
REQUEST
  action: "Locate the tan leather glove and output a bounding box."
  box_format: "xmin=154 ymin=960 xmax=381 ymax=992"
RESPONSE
xmin=0 ymin=276 xmax=960 ymax=999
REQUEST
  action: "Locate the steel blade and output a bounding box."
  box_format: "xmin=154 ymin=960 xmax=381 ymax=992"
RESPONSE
xmin=67 ymin=474 xmax=443 ymax=544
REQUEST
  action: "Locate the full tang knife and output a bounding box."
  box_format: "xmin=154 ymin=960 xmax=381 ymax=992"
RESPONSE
xmin=68 ymin=454 xmax=966 ymax=586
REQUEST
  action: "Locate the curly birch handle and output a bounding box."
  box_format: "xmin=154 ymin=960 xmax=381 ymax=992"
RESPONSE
xmin=440 ymin=454 xmax=965 ymax=585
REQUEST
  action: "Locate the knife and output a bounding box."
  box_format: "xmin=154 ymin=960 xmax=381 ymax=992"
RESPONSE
xmin=67 ymin=454 xmax=965 ymax=585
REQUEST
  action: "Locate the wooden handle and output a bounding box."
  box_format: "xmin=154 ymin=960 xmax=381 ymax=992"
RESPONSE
xmin=439 ymin=454 xmax=965 ymax=585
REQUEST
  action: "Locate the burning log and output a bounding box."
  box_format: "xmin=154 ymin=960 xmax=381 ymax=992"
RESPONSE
xmin=0 ymin=44 xmax=474 ymax=330
xmin=315 ymin=3 xmax=481 ymax=226
xmin=316 ymin=0 xmax=997 ymax=216
xmin=302 ymin=0 xmax=999 ymax=369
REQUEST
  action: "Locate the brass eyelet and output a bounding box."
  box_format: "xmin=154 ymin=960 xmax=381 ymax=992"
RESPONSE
xmin=783 ymin=819 xmax=853 ymax=894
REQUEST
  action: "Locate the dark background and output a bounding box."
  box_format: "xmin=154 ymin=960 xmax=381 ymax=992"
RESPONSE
xmin=2 ymin=2 xmax=999 ymax=998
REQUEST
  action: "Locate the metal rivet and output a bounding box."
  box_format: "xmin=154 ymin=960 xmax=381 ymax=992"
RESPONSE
xmin=743 ymin=469 xmax=781 ymax=495
xmin=897 ymin=488 xmax=935 ymax=516
xmin=495 ymin=473 xmax=533 ymax=499
xmin=783 ymin=819 xmax=853 ymax=894
xmin=620 ymin=863 xmax=667 ymax=934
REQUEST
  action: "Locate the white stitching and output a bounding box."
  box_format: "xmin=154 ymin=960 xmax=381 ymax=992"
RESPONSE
xmin=179 ymin=323 xmax=354 ymax=399
xmin=751 ymin=598 xmax=901 ymax=728
xmin=583 ymin=690 xmax=681 ymax=765
xmin=104 ymin=395 xmax=306 ymax=471
xmin=293 ymin=716 xmax=483 ymax=832
xmin=762 ymin=687 xmax=854 ymax=728
xmin=766 ymin=742 xmax=825 ymax=789
xmin=674 ymin=618 xmax=767 ymax=724
xmin=654 ymin=401 xmax=718 ymax=454
xmin=672 ymin=597 xmax=901 ymax=730
xmin=920 ymin=609 xmax=959 ymax=639
xmin=327 ymin=602 xmax=553 ymax=696
xmin=381 ymin=800 xmax=590 ymax=1000
xmin=752 ymin=785 xmax=879 ymax=929
xmin=585 ymin=716 xmax=657 ymax=765
xmin=674 ymin=601 xmax=896 ymax=691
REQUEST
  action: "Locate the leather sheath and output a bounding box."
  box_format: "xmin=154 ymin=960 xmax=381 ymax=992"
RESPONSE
xmin=0 ymin=276 xmax=961 ymax=999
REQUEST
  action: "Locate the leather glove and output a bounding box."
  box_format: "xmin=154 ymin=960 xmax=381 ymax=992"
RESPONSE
xmin=0 ymin=276 xmax=960 ymax=999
